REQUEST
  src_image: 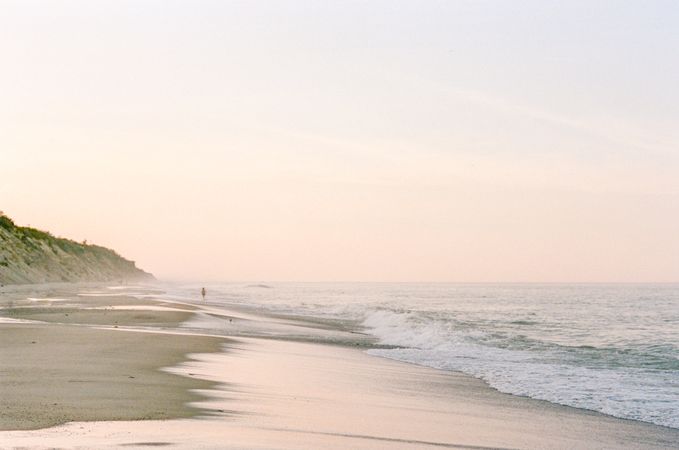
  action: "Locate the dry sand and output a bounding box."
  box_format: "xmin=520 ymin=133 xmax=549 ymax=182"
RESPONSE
xmin=0 ymin=289 xmax=223 ymax=431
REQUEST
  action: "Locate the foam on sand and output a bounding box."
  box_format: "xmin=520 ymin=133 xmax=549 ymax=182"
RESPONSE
xmin=0 ymin=317 xmax=40 ymax=324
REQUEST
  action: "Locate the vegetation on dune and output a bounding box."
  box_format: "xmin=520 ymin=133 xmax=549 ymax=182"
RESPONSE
xmin=0 ymin=211 xmax=153 ymax=285
xmin=0 ymin=214 xmax=15 ymax=231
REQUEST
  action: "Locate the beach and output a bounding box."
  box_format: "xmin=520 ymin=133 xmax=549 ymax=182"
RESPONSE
xmin=1 ymin=284 xmax=678 ymax=449
xmin=4 ymin=0 xmax=678 ymax=447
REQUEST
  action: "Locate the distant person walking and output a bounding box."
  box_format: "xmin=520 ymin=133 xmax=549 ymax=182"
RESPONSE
xmin=201 ymin=287 xmax=206 ymax=301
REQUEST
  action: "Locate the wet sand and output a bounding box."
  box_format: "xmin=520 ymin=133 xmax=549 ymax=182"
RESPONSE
xmin=1 ymin=284 xmax=679 ymax=449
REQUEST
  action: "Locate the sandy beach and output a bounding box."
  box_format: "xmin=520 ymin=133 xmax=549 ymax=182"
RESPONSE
xmin=1 ymin=284 xmax=678 ymax=449
xmin=0 ymin=286 xmax=223 ymax=431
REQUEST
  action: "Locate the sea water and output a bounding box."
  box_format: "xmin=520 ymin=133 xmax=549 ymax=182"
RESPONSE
xmin=164 ymin=282 xmax=679 ymax=429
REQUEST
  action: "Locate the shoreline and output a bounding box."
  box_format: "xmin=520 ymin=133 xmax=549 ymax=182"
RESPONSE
xmin=3 ymin=335 xmax=679 ymax=449
xmin=1 ymin=283 xmax=678 ymax=449
xmin=365 ymin=350 xmax=679 ymax=434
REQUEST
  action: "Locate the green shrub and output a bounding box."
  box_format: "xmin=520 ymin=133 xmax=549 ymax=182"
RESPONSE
xmin=20 ymin=227 xmax=53 ymax=241
xmin=0 ymin=215 xmax=15 ymax=231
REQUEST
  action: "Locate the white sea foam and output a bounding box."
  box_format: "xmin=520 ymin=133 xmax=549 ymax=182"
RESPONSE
xmin=362 ymin=309 xmax=679 ymax=429
xmin=26 ymin=297 xmax=69 ymax=302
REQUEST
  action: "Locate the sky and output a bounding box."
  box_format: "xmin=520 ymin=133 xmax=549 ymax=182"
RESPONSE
xmin=1 ymin=0 xmax=678 ymax=282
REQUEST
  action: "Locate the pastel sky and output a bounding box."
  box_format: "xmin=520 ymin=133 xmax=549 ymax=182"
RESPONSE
xmin=2 ymin=1 xmax=678 ymax=282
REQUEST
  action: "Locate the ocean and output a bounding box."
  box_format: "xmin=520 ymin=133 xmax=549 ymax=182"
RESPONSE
xmin=163 ymin=282 xmax=679 ymax=429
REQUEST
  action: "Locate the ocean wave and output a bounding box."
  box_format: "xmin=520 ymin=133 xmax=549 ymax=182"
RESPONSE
xmin=361 ymin=309 xmax=679 ymax=429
